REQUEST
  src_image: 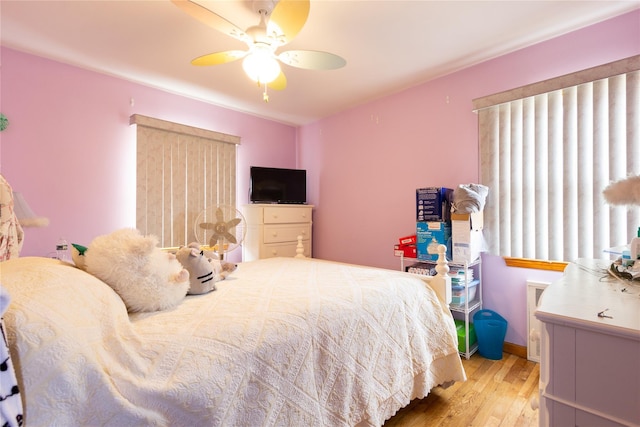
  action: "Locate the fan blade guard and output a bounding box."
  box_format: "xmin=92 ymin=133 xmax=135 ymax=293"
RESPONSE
xmin=194 ymin=205 xmax=246 ymax=257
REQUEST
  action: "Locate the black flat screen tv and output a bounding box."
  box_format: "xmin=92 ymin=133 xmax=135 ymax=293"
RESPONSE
xmin=250 ymin=166 xmax=307 ymax=204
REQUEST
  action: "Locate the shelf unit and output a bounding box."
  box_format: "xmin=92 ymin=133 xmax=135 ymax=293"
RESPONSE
xmin=400 ymin=254 xmax=482 ymax=359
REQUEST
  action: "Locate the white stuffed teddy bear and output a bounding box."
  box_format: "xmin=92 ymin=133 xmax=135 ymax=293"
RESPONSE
xmin=84 ymin=228 xmax=190 ymax=312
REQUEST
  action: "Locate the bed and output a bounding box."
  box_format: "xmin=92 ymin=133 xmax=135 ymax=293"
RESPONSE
xmin=1 ymin=248 xmax=466 ymax=426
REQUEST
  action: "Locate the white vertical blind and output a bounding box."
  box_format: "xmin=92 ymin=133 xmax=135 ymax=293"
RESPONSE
xmin=476 ymin=57 xmax=640 ymax=261
xmin=629 ymin=71 xmax=640 ymax=236
xmin=130 ymin=115 xmax=240 ymax=248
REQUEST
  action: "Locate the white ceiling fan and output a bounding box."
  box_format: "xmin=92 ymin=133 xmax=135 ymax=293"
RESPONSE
xmin=172 ymin=0 xmax=346 ymax=101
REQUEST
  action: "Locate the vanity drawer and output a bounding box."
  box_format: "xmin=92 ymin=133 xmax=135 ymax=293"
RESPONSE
xmin=263 ymin=206 xmax=312 ymax=224
xmin=262 ymin=242 xmax=311 ymax=259
xmin=263 ymin=224 xmax=311 ymax=244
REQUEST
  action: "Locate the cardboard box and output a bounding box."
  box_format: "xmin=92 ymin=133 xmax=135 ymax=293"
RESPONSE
xmin=398 ymin=235 xmax=417 ymax=246
xmin=394 ymin=244 xmax=417 ymax=258
xmin=450 ymin=211 xmax=484 ymax=231
xmin=416 ymin=221 xmax=451 ymax=261
xmin=451 ymin=211 xmax=485 ymax=263
xmin=416 ymin=187 xmax=453 ymax=222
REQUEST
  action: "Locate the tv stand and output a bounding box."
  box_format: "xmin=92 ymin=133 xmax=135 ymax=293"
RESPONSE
xmin=242 ymin=204 xmax=313 ymax=261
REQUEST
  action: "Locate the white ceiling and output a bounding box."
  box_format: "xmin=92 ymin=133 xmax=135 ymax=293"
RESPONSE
xmin=2 ymin=0 xmax=638 ymax=126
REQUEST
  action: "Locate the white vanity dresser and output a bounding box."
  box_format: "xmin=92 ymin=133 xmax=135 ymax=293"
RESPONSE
xmin=535 ymin=259 xmax=640 ymax=427
xmin=242 ymin=204 xmax=313 ymax=261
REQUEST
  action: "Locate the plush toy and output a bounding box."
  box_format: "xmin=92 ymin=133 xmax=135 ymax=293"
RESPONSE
xmin=84 ymin=228 xmax=190 ymax=312
xmin=197 ymin=243 xmax=238 ymax=281
xmin=603 ymin=175 xmax=640 ymax=206
xmin=176 ymin=243 xmax=237 ymax=295
xmin=211 ymin=257 xmax=238 ymax=280
xmin=176 ymin=245 xmax=217 ymax=295
xmin=71 ymin=243 xmax=88 ymax=271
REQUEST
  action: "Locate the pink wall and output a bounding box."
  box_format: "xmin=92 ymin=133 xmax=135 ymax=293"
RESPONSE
xmin=299 ymin=9 xmax=639 ymax=346
xmin=0 ymin=48 xmax=298 ymax=262
xmin=302 ymin=9 xmax=640 ymax=269
xmin=1 ymin=9 xmax=638 ymax=348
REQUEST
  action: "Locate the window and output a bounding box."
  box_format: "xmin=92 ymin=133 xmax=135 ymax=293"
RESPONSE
xmin=130 ymin=114 xmax=240 ymax=248
xmin=474 ymin=56 xmax=639 ymax=261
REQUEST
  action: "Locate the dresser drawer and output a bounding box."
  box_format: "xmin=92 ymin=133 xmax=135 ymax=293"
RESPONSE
xmin=263 ymin=224 xmax=311 ymax=244
xmin=262 ymin=242 xmax=311 ymax=259
xmin=263 ymin=206 xmax=312 ymax=224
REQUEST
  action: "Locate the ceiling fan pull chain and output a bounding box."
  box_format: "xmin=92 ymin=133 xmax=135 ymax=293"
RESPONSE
xmin=263 ymin=83 xmax=270 ymax=102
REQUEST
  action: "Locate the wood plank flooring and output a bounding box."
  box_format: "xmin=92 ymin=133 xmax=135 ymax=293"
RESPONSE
xmin=384 ymin=352 xmax=540 ymax=427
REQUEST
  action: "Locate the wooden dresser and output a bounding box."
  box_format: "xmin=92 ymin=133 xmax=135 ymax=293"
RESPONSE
xmin=242 ymin=204 xmax=313 ymax=261
xmin=535 ymin=259 xmax=640 ymax=427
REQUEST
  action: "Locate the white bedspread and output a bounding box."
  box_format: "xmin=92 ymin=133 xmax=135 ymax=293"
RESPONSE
xmin=1 ymin=256 xmax=465 ymax=427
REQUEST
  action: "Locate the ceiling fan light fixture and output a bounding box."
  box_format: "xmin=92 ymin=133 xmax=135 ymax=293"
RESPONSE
xmin=242 ymin=45 xmax=281 ymax=85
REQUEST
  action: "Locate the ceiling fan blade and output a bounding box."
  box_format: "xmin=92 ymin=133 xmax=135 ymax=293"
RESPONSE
xmin=268 ymin=71 xmax=287 ymax=90
xmin=268 ymin=0 xmax=310 ymax=45
xmin=278 ymin=50 xmax=346 ymax=70
xmin=192 ymin=50 xmax=246 ymax=66
xmin=172 ymin=0 xmax=247 ymax=42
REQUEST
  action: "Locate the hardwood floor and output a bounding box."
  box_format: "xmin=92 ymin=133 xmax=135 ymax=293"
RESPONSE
xmin=384 ymin=352 xmax=540 ymax=427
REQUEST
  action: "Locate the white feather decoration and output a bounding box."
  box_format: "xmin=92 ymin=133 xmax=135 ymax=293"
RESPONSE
xmin=603 ymin=175 xmax=640 ymax=206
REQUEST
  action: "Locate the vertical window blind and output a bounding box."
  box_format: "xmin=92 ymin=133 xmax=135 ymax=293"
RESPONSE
xmin=130 ymin=115 xmax=240 ymax=248
xmin=474 ymin=56 xmax=639 ymax=261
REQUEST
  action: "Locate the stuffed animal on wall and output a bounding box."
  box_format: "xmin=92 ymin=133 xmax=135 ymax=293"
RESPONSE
xmin=84 ymin=228 xmax=190 ymax=312
xmin=176 ymin=243 xmax=237 ymax=295
xmin=0 ymin=175 xmax=24 ymax=261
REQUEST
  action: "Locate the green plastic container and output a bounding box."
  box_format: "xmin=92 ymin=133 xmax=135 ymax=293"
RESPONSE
xmin=454 ymin=319 xmax=477 ymax=353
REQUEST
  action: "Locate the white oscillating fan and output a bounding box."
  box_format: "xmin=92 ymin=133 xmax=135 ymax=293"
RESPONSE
xmin=193 ymin=205 xmax=246 ymax=259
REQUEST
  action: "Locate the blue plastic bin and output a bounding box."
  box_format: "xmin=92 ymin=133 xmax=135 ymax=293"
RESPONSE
xmin=473 ymin=309 xmax=508 ymax=360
